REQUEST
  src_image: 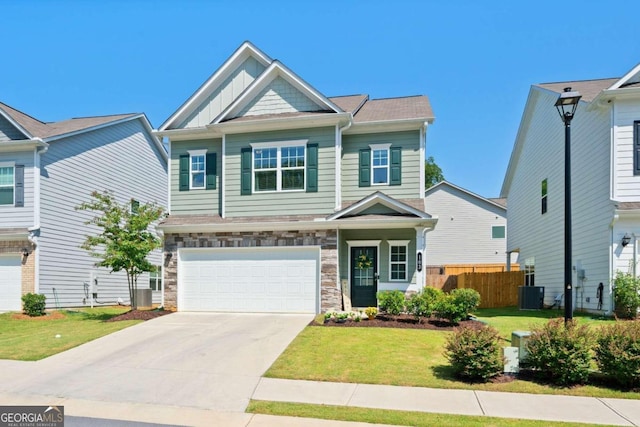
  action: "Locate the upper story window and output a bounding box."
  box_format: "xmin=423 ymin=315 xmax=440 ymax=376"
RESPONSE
xmin=189 ymin=150 xmax=207 ymax=189
xmin=359 ymin=144 xmax=401 ymax=187
xmin=0 ymin=164 xmax=15 ymax=205
xmin=252 ymin=141 xmax=306 ymax=192
xmin=541 ymin=178 xmax=548 ymax=214
xmin=492 ymin=225 xmax=505 ymax=239
xmin=388 ymin=240 xmax=409 ymax=281
xmin=371 ymin=145 xmax=390 ymax=185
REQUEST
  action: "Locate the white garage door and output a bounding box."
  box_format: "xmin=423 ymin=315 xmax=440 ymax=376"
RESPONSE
xmin=0 ymin=255 xmax=22 ymax=312
xmin=178 ymin=247 xmax=319 ymax=313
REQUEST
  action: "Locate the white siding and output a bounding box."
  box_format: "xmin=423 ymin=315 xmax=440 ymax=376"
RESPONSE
xmin=39 ymin=119 xmax=167 ymax=308
xmin=506 ymin=89 xmax=613 ymax=308
xmin=424 ymin=185 xmax=507 ymax=265
xmin=0 ymin=150 xmax=35 ymax=228
xmin=181 ymin=56 xmax=266 ymax=129
xmin=236 ymin=77 xmax=324 ymax=117
xmin=613 ymin=98 xmax=640 ymax=200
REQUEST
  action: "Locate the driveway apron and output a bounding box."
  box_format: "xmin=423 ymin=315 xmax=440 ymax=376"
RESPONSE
xmin=0 ymin=313 xmax=311 ymax=412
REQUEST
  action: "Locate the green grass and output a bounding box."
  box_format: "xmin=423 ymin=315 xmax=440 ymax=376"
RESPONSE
xmin=247 ymin=400 xmax=618 ymax=427
xmin=265 ymin=307 xmax=637 ymax=399
xmin=0 ymin=307 xmax=141 ymax=361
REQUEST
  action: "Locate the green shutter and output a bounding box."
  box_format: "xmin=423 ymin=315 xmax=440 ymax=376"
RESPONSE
xmin=306 ymin=143 xmax=318 ymax=193
xmin=241 ymin=147 xmax=252 ymax=195
xmin=179 ymin=154 xmax=189 ymax=191
xmin=359 ymin=148 xmax=371 ymax=187
xmin=14 ymin=165 xmax=24 ymax=207
xmin=206 ymin=152 xmax=217 ymax=190
xmin=390 ymin=147 xmax=401 ymax=186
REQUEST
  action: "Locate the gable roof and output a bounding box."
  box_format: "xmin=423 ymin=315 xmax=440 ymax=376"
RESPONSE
xmin=425 ymin=181 xmax=506 ymax=211
xmin=328 ymin=191 xmax=431 ymax=221
xmin=212 ymin=60 xmax=343 ymax=124
xmin=536 ymin=78 xmax=619 ymax=103
xmin=159 ymin=41 xmax=272 ymax=131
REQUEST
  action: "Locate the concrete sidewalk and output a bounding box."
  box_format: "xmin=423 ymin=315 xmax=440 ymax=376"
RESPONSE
xmin=253 ymin=378 xmax=640 ymax=426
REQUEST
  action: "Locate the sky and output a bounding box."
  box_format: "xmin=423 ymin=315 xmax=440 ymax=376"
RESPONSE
xmin=1 ymin=0 xmax=639 ymax=198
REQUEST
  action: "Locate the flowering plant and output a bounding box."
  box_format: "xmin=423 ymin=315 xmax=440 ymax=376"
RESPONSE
xmin=356 ymin=253 xmax=373 ymax=270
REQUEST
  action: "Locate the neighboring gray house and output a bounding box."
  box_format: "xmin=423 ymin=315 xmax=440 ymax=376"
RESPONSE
xmin=424 ymin=181 xmax=512 ymax=268
xmin=0 ymin=102 xmax=167 ymax=311
xmin=501 ymin=62 xmax=640 ymax=313
xmin=155 ymin=41 xmax=438 ymax=313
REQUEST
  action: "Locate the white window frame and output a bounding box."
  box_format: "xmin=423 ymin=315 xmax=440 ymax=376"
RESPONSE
xmin=388 ymin=240 xmax=410 ymax=282
xmin=370 ymin=143 xmax=391 ymax=186
xmin=524 ymin=257 xmax=535 ymax=287
xmin=0 ymin=162 xmax=15 ymax=206
xmin=188 ymin=149 xmax=207 ymax=190
xmin=492 ymin=225 xmax=506 ymax=239
xmin=149 ymin=266 xmax=162 ymax=291
xmin=251 ymin=140 xmax=307 ymax=193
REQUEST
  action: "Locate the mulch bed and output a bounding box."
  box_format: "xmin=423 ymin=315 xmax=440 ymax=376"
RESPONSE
xmin=313 ymin=314 xmax=481 ymax=331
xmin=11 ymin=312 xmax=66 ymax=321
xmin=105 ymin=309 xmax=173 ymax=322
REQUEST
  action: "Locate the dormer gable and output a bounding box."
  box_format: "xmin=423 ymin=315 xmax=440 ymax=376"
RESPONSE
xmin=328 ymin=192 xmax=430 ymax=220
xmin=159 ymin=41 xmax=272 ymax=131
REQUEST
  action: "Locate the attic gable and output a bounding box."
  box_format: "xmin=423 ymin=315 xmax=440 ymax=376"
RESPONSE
xmin=159 ymin=42 xmax=272 ymax=131
xmin=328 ymin=192 xmax=430 ymax=220
xmin=0 ymin=111 xmax=29 ymax=141
xmin=608 ymin=62 xmax=640 ymax=90
xmin=213 ymin=60 xmax=342 ymax=124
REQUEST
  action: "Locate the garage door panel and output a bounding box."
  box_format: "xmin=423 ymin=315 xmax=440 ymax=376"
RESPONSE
xmin=179 ymin=247 xmax=318 ymax=313
xmin=0 ymin=256 xmax=22 ymax=312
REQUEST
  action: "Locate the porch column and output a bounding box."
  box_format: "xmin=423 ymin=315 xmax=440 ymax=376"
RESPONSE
xmin=506 ymin=251 xmax=511 ymax=272
xmin=415 ymin=227 xmax=426 ymax=289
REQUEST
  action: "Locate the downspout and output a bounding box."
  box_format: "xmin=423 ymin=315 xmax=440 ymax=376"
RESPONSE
xmin=221 ymin=134 xmax=226 ymax=218
xmin=335 ymin=119 xmax=352 ymax=211
xmin=609 ymin=214 xmax=619 ymax=315
xmin=166 ymin=137 xmax=172 ymax=215
xmin=31 ymin=140 xmax=48 ymax=293
xmin=420 ymin=122 xmax=428 ymax=196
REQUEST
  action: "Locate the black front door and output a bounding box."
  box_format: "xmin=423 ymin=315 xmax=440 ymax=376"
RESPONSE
xmin=351 ymin=246 xmax=378 ymax=307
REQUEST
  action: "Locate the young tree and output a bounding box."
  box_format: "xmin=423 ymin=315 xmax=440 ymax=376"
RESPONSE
xmin=425 ymin=156 xmax=445 ymax=188
xmin=76 ymin=190 xmax=165 ymax=310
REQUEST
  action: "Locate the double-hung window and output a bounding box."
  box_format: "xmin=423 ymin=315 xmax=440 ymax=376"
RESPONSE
xmin=388 ymin=240 xmax=409 ymax=281
xmin=149 ymin=266 xmax=162 ymax=291
xmin=370 ymin=144 xmax=390 ymax=185
xmin=0 ymin=164 xmax=15 ymax=205
xmin=524 ymin=257 xmax=535 ymax=287
xmin=541 ymin=179 xmax=548 ymax=214
xmin=252 ymin=141 xmax=305 ymax=192
xmin=189 ymin=150 xmax=207 ymax=189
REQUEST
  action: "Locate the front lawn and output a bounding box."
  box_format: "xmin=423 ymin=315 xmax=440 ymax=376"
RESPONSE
xmin=0 ymin=307 xmax=141 ymax=361
xmin=265 ymin=307 xmax=635 ymax=399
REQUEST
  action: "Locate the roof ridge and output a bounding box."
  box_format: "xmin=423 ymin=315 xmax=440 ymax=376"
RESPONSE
xmin=65 ymin=113 xmax=139 ymax=121
xmin=367 ymin=94 xmax=426 ymax=101
xmin=538 ymin=77 xmax=620 ymax=85
xmin=328 ymin=94 xmax=368 ymax=99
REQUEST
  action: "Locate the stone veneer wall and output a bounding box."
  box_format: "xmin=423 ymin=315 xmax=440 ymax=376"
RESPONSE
xmin=163 ymin=230 xmax=340 ymax=312
xmin=0 ymin=240 xmax=35 ymax=300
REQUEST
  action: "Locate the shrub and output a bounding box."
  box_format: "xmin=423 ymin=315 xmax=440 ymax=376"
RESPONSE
xmin=364 ymin=306 xmax=378 ymax=318
xmin=524 ymin=319 xmax=594 ymax=386
xmin=613 ymin=271 xmax=640 ymax=319
xmin=22 ymin=293 xmax=46 ymax=317
xmin=595 ymin=321 xmax=640 ymax=388
xmin=451 ymin=288 xmax=481 ymax=316
xmin=376 ymin=290 xmax=405 ymax=315
xmin=407 ymin=287 xmax=443 ymax=322
xmin=444 ymin=323 xmax=504 ymax=381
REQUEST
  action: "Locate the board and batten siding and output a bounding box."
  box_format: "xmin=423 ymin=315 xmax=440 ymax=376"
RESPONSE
xmin=0 ymin=150 xmax=35 ymax=228
xmin=181 ymin=56 xmax=266 ymax=129
xmin=424 ymin=186 xmax=507 ymax=266
xmin=342 ymin=131 xmax=421 ymax=202
xmin=0 ymin=115 xmax=26 ymax=141
xmin=38 ymin=119 xmax=167 ymax=308
xmin=506 ymin=88 xmax=613 ymax=308
xmin=613 ymin=98 xmax=640 ymax=201
xmin=236 ymin=77 xmax=324 ymax=117
xmin=170 ymin=139 xmax=222 ymax=215
xmin=225 ymin=127 xmax=336 ymax=217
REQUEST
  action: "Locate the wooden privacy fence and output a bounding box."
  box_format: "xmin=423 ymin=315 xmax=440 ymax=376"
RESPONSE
xmin=441 ymin=264 xmax=520 ymax=275
xmin=457 ymin=271 xmax=525 ymax=308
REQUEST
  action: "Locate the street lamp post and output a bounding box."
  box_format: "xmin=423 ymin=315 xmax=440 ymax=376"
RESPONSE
xmin=554 ymin=87 xmax=582 ymax=324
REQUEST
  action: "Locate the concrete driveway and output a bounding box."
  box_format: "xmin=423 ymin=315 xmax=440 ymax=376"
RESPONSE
xmin=0 ymin=313 xmax=311 ymax=412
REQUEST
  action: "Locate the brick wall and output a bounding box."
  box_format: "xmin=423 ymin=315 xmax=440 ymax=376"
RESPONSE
xmin=163 ymin=229 xmax=340 ymax=312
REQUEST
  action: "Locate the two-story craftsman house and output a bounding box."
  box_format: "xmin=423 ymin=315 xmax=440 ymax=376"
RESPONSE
xmin=156 ymin=42 xmax=437 ymax=313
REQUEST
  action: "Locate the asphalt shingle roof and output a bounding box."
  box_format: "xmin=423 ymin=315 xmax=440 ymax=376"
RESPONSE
xmin=536 ymin=78 xmax=619 ymax=103
xmin=352 ymin=95 xmax=434 ymax=123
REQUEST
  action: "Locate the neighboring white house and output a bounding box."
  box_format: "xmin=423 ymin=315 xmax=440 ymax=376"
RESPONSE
xmin=0 ymin=102 xmax=167 ymax=310
xmin=501 ymin=63 xmax=640 ymax=313
xmin=424 ymin=181 xmax=510 ymax=267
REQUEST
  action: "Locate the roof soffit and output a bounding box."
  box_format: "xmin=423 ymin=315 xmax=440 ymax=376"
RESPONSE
xmin=212 ymin=60 xmax=343 ymax=124
xmin=158 ymin=41 xmax=273 ymax=131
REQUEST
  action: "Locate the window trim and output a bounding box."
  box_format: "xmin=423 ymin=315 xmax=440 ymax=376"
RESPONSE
xmin=541 ymin=178 xmax=548 ymax=215
xmin=370 ymin=143 xmax=391 ymax=186
xmin=0 ymin=162 xmax=15 ymax=206
xmin=149 ymin=266 xmax=162 ymax=291
xmin=188 ymin=149 xmax=207 ymax=190
xmin=250 ymin=140 xmax=308 ymax=193
xmin=388 ymin=240 xmax=409 ymax=282
xmin=634 ymin=121 xmax=640 ymax=176
xmin=524 ymin=257 xmax=535 ymax=287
